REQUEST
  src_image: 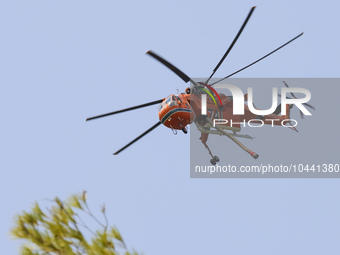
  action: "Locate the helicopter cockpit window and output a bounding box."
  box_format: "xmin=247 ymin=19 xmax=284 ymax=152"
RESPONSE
xmin=167 ymin=95 xmax=178 ymax=107
xmin=165 ymin=96 xmax=172 ymax=105
xmin=163 ymin=95 xmax=178 ymax=107
xmin=169 ymin=101 xmax=178 ymax=107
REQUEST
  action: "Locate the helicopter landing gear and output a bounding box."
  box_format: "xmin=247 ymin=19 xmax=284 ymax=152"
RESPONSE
xmin=182 ymin=127 xmax=188 ymax=134
xmin=210 ymin=156 xmax=220 ymax=165
xmin=200 ymin=133 xmax=220 ymax=165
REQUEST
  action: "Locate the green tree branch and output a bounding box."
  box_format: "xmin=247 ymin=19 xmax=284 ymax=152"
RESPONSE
xmin=10 ymin=191 xmax=140 ymax=255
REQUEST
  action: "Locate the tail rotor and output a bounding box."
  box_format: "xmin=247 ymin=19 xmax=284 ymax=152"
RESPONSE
xmin=278 ymin=81 xmax=315 ymax=118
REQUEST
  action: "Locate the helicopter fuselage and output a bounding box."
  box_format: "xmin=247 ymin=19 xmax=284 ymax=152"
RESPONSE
xmin=158 ymin=89 xmax=294 ymax=133
xmin=158 ymin=93 xmax=194 ymax=130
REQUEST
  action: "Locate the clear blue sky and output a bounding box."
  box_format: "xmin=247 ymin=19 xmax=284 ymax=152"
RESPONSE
xmin=1 ymin=1 xmax=339 ymax=254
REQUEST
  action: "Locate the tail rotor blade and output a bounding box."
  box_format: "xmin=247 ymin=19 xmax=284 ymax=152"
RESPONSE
xmin=283 ymin=81 xmax=298 ymax=99
xmin=282 ymin=81 xmax=316 ymax=112
xmin=205 ymin=6 xmax=256 ymax=84
xmin=299 ymin=110 xmax=304 ymax=119
xmin=278 ymin=94 xmax=314 ymax=118
xmin=146 ymin=50 xmax=191 ymax=83
xmin=303 ymin=102 xmax=315 ymax=110
xmin=86 ymin=99 xmax=164 ymax=121
xmin=113 ymin=121 xmax=162 ymax=155
xmin=278 ymin=94 xmax=293 ymax=99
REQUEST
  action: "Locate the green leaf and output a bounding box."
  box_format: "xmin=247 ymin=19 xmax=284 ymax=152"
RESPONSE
xmin=10 ymin=192 xmax=141 ymax=255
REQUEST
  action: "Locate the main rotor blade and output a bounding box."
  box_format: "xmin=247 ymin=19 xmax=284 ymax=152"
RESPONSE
xmin=205 ymin=6 xmax=256 ymax=84
xmin=113 ymin=121 xmax=162 ymax=155
xmin=86 ymin=99 xmax=164 ymax=121
xmin=146 ymin=50 xmax=191 ymax=83
xmin=210 ymin=32 xmax=304 ymax=86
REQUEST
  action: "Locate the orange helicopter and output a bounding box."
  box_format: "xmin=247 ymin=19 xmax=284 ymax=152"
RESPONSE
xmin=86 ymin=6 xmax=314 ymax=165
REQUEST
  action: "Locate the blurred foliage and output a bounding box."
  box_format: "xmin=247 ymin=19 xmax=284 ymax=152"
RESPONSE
xmin=10 ymin=191 xmax=140 ymax=255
